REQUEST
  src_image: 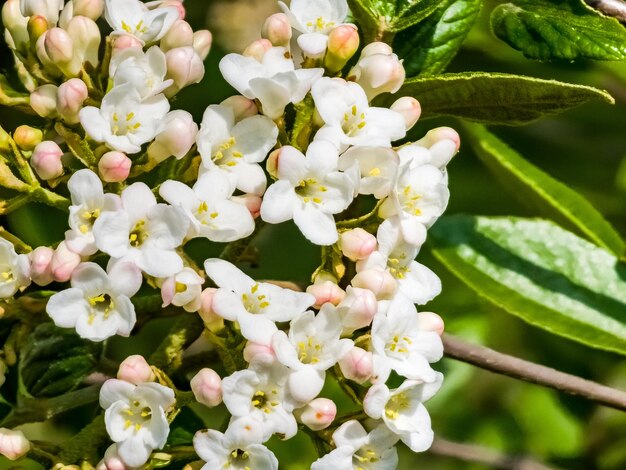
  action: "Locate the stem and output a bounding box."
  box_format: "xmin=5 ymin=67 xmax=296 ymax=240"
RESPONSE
xmin=0 ymin=227 xmax=31 ymax=253
xmin=336 ymin=199 xmax=384 ymax=230
xmin=30 ymin=187 xmax=71 ymax=211
xmin=149 ymin=314 xmax=205 ymax=375
xmin=443 ymin=334 xmax=626 ymax=412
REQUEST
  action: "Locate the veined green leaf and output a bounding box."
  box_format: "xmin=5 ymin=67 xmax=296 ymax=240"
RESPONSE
xmin=394 ymin=0 xmax=483 ymax=77
xmin=379 ymin=72 xmax=614 ymax=124
xmin=430 ymin=216 xmax=626 ymax=355
xmin=491 ymin=0 xmax=626 ymax=61
xmin=465 ymin=123 xmax=625 ymax=256
xmin=348 ymin=0 xmax=439 ymax=38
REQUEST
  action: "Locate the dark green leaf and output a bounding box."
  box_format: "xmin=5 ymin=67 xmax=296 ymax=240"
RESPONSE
xmin=491 ymin=0 xmax=626 ymax=61
xmin=379 ymin=72 xmax=614 ymax=124
xmin=465 ymin=123 xmax=625 ymax=256
xmin=348 ymin=0 xmax=440 ymax=37
xmin=430 ymin=216 xmax=626 ymax=355
xmin=166 ymin=407 xmax=205 ymax=447
xmin=394 ymin=0 xmax=483 ymax=77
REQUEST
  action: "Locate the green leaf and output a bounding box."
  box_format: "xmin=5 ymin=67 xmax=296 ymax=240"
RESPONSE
xmin=491 ymin=0 xmax=626 ymax=61
xmin=394 ymin=0 xmax=483 ymax=77
xmin=166 ymin=407 xmax=205 ymax=447
xmin=0 ymin=73 xmax=29 ymax=107
xmin=379 ymin=72 xmax=614 ymax=124
xmin=429 ymin=216 xmax=626 ymax=355
xmin=348 ymin=0 xmax=439 ymax=38
xmin=54 ymin=122 xmax=97 ymax=169
xmin=465 ymin=123 xmax=625 ymax=257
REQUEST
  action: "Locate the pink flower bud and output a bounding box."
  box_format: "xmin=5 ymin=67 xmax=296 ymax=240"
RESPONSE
xmin=338 ymin=347 xmax=373 ymax=384
xmin=339 ymin=287 xmax=377 ymax=332
xmin=359 ymin=42 xmax=393 ymax=58
xmin=112 ymin=34 xmax=143 ymax=52
xmin=243 ymin=39 xmax=272 ymax=62
xmin=30 ymin=84 xmax=58 ymax=117
xmin=243 ymin=341 xmax=276 ymax=365
xmin=390 ymin=96 xmax=421 ymax=131
xmin=0 ymin=428 xmax=30 ymax=461
xmin=160 ymin=20 xmax=194 ymax=51
xmin=99 ymin=444 xmax=126 ymax=470
xmin=117 ymin=355 xmax=155 ymax=385
xmin=262 ymin=13 xmax=292 ymax=47
xmin=57 ymin=78 xmax=88 ymax=124
xmin=299 ymin=398 xmax=336 ymax=431
xmin=98 ymin=151 xmax=131 ymax=183
xmin=416 ymin=126 xmax=461 ymax=168
xmin=151 ymin=110 xmax=198 ymax=160
xmin=220 ymin=95 xmax=258 ymax=121
xmin=418 ymin=311 xmax=445 ymax=336
xmin=51 ymin=241 xmax=81 ymax=282
xmin=72 ymin=0 xmax=104 ymax=20
xmin=165 ymin=46 xmax=205 ymax=93
xmin=44 ymin=27 xmax=74 ymax=64
xmin=349 ymin=52 xmax=405 ymax=101
xmin=29 ymin=246 xmax=54 ymax=286
xmin=192 ymin=30 xmax=212 ymax=60
xmin=351 ymin=268 xmax=397 ymax=300
xmin=27 ymin=15 xmax=48 ymax=42
xmin=306 ymin=281 xmax=345 ymax=308
xmin=31 ymin=140 xmax=64 ymax=180
xmin=232 ymin=194 xmax=262 ymax=219
xmin=340 ymin=228 xmax=377 ymax=261
xmin=325 ymin=24 xmax=359 ymax=73
xmin=14 ymin=125 xmax=43 ymax=151
xmin=266 ymin=147 xmax=281 ymax=179
xmin=159 ymin=0 xmax=185 ymax=20
xmin=66 ymin=16 xmax=101 ymax=68
xmin=190 ymin=368 xmax=222 ymax=407
xmin=197 ymin=288 xmax=224 ymax=331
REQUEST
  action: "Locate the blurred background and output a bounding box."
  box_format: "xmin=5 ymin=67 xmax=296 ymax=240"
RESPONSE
xmin=1 ymin=0 xmax=626 ymax=468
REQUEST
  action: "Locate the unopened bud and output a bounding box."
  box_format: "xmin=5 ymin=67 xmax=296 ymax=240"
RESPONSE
xmin=20 ymin=0 xmax=64 ymax=25
xmin=306 ymin=281 xmax=345 ymax=308
xmin=160 ymin=20 xmax=193 ymax=51
xmin=14 ymin=125 xmax=42 ymax=151
xmin=29 ymin=246 xmax=54 ymax=286
xmin=112 ymin=34 xmax=143 ymax=53
xmin=31 ymin=140 xmax=63 ymax=180
xmin=349 ymin=51 xmax=405 ymax=101
xmin=66 ymin=16 xmax=101 ymax=68
xmin=192 ymin=30 xmax=212 ymax=60
xmin=297 ymin=33 xmax=327 ymax=60
xmin=57 ymin=78 xmax=88 ymax=124
xmin=338 ymin=346 xmax=372 ymax=384
xmin=117 ymin=355 xmax=155 ymax=385
xmin=351 ymin=268 xmax=397 ymax=300
xmin=27 ymin=14 xmax=48 ymax=42
xmin=165 ymin=47 xmax=205 ymax=94
xmin=2 ymin=0 xmax=29 ymax=53
xmin=231 ymin=194 xmax=262 ymax=219
xmin=266 ymin=147 xmax=281 ymax=179
xmin=359 ymin=41 xmax=393 ymax=58
xmin=416 ymin=126 xmax=460 ymax=168
xmin=390 ymin=96 xmax=421 ymax=131
xmin=0 ymin=428 xmax=30 ymax=461
xmin=198 ymin=288 xmax=224 ymax=331
xmin=161 ymin=267 xmax=203 ymax=312
xmin=221 ymin=95 xmax=258 ymax=121
xmin=339 ymin=286 xmax=377 ymax=332
xmin=262 ymin=13 xmax=292 ymax=47
xmin=243 ymin=39 xmax=272 ymax=61
xmin=418 ymin=311 xmax=445 ymax=336
xmin=51 ymin=241 xmax=81 ymax=282
xmin=325 ymin=24 xmax=359 ymax=73
xmin=72 ymin=0 xmax=104 ymax=20
xmin=299 ymin=398 xmax=336 ymax=431
xmin=98 ymin=151 xmax=131 ymax=183
xmin=340 ymin=228 xmax=377 ymax=261
xmin=44 ymin=27 xmax=74 ymax=64
xmin=99 ymin=444 xmax=126 ymax=470
xmin=30 ymin=84 xmax=58 ymax=117
xmin=159 ymin=0 xmax=185 ymax=20
xmin=190 ymin=368 xmax=222 ymax=407
xmin=151 ymin=110 xmax=198 ymax=161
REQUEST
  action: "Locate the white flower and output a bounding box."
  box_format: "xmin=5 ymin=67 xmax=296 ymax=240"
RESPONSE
xmin=196 ymin=104 xmax=278 ymax=196
xmin=219 ymin=47 xmax=323 ymax=119
xmin=371 ymin=295 xmax=443 ymax=384
xmin=160 ymin=170 xmax=255 ymax=242
xmin=160 ymin=267 xmax=204 ymax=312
xmin=110 ymin=46 xmax=173 ymax=98
xmin=364 ymin=375 xmax=443 ymax=453
xmin=311 ymin=78 xmax=406 ymax=151
xmin=338 ymin=147 xmax=400 ymax=199
xmin=94 ymin=182 xmax=189 ymax=278
xmin=65 ymin=169 xmax=121 ymax=256
xmin=46 ymin=261 xmax=142 ymax=341
xmin=260 ymin=141 xmax=357 ymax=246
xmin=311 ymin=420 xmax=398 ymax=470
xmin=19 ymin=0 xmax=64 ymax=25
xmin=0 ymin=238 xmax=30 ymax=298
xmin=100 ymin=379 xmax=176 ymax=467
xmin=272 ymin=305 xmax=353 ymax=403
xmin=204 ymin=259 xmax=315 ymax=343
xmin=222 ymin=364 xmax=297 ymax=441
xmin=80 ymin=83 xmax=170 ymax=154
xmin=193 ymin=417 xmax=278 ymax=470
xmin=104 ymin=0 xmax=179 ymax=43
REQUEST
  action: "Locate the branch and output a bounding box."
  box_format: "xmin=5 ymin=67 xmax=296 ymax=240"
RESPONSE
xmin=429 ymin=437 xmax=556 ymax=470
xmin=443 ymin=334 xmax=626 ymax=412
xmin=586 ymin=0 xmax=626 ymax=22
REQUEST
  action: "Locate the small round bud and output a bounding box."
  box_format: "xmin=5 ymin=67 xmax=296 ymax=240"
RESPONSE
xmin=112 ymin=34 xmax=143 ymax=52
xmin=66 ymin=16 xmax=101 ymax=68
xmin=98 ymin=151 xmax=131 ymax=183
xmin=220 ymin=95 xmax=258 ymax=121
xmin=27 ymin=15 xmax=48 ymax=42
xmin=44 ymin=27 xmax=74 ymax=64
xmin=2 ymin=0 xmax=29 ymax=53
xmin=416 ymin=126 xmax=460 ymax=169
xmin=57 ymin=78 xmax=88 ymax=124
xmin=243 ymin=39 xmax=272 ymax=61
xmin=99 ymin=444 xmax=126 ymax=470
xmin=72 ymin=0 xmax=104 ymax=20
xmin=165 ymin=47 xmax=205 ymax=93
xmin=359 ymin=42 xmax=393 ymax=58
xmin=390 ymin=96 xmax=421 ymax=131
xmin=190 ymin=368 xmax=222 ymax=407
xmin=340 ymin=228 xmax=377 ymax=261
xmin=159 ymin=0 xmax=185 ymax=20
xmin=0 ymin=428 xmax=30 ymax=461
xmin=351 ymin=268 xmax=397 ymax=300
xmin=160 ymin=20 xmax=194 ymax=51
xmin=418 ymin=311 xmax=445 ymax=336
xmin=299 ymin=398 xmax=336 ymax=431
xmin=262 ymin=13 xmax=292 ymax=47
xmin=306 ymin=281 xmax=345 ymax=308
xmin=338 ymin=346 xmax=372 ymax=384
xmin=30 ymin=84 xmax=58 ymax=118
xmin=117 ymin=355 xmax=155 ymax=385
xmin=243 ymin=341 xmax=275 ymax=365
xmin=198 ymin=288 xmax=225 ymax=331
xmin=151 ymin=110 xmax=198 ymax=161
xmin=14 ymin=125 xmax=43 ymax=151
xmin=51 ymin=241 xmax=81 ymax=282
xmin=266 ymin=147 xmax=281 ymax=179
xmin=325 ymin=24 xmax=360 ymax=73
xmin=232 ymin=194 xmax=262 ymax=219
xmin=349 ymin=51 xmax=405 ymax=101
xmin=29 ymin=246 xmax=54 ymax=286
xmin=31 ymin=140 xmax=64 ymax=180
xmin=192 ymin=30 xmax=212 ymax=60
xmin=339 ymin=286 xmax=377 ymax=332
xmin=297 ymin=33 xmax=327 ymax=60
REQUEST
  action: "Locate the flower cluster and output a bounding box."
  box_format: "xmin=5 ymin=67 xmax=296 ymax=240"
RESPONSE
xmin=0 ymin=0 xmax=460 ymax=468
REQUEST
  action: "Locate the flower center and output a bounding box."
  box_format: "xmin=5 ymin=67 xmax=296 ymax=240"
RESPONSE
xmin=385 ymin=392 xmax=411 ymax=420
xmin=121 ymin=19 xmax=148 ymax=34
xmin=342 ymin=105 xmax=367 ymax=136
xmin=87 ymin=293 xmax=115 ymax=324
xmin=196 ymin=201 xmax=220 ymax=226
xmin=386 ymin=334 xmax=412 ymax=355
xmin=241 ymin=283 xmax=270 ymax=313
xmin=123 ymin=399 xmax=152 ymax=433
xmin=213 ymin=137 xmax=243 ymax=168
xmin=297 ymin=336 xmax=322 ymax=364
xmin=354 ymin=448 xmax=380 ymax=466
xmin=251 ymin=389 xmax=279 ymax=414
xmin=228 ymin=448 xmax=251 ymax=470
xmin=295 ymin=178 xmax=327 ymax=205
xmin=400 ymin=185 xmax=422 ymax=216
xmin=306 ymin=16 xmax=335 ymax=32
xmin=112 ymin=112 xmax=142 ymax=136
xmin=129 ymin=220 xmax=149 ymax=247
xmin=79 ymin=208 xmax=101 ymax=234
xmin=0 ymin=269 xmax=13 ymax=284
xmin=387 ymin=254 xmax=409 ymax=279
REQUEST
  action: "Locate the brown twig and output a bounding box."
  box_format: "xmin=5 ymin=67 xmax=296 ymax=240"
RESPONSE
xmin=586 ymin=0 xmax=626 ymax=22
xmin=443 ymin=334 xmax=626 ymax=412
